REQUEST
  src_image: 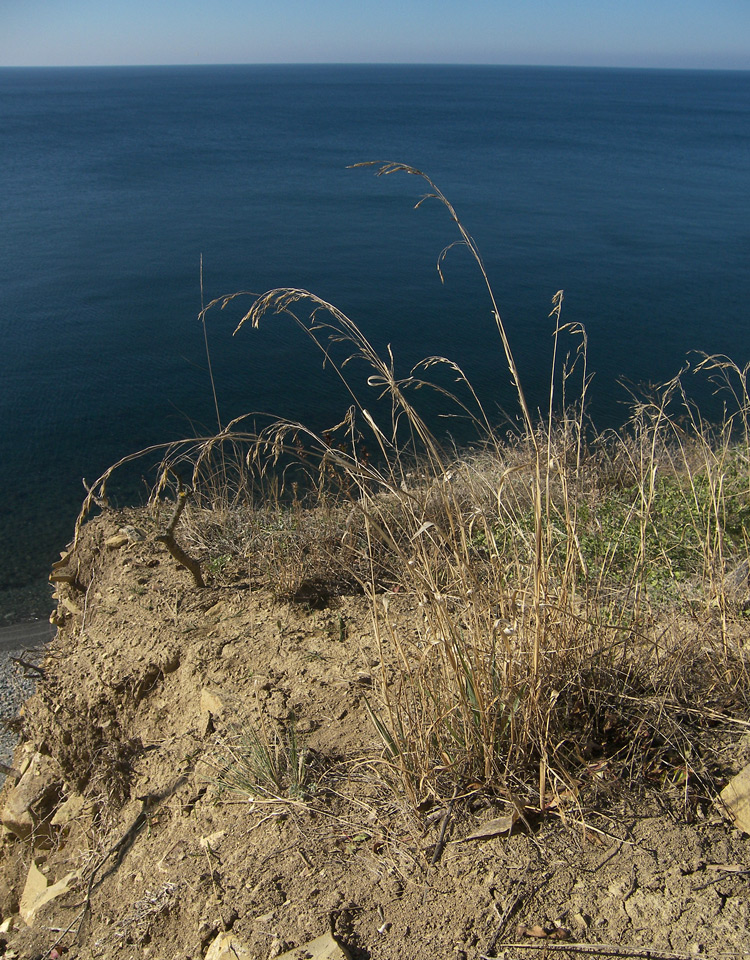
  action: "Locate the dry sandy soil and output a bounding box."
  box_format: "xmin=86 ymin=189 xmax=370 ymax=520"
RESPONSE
xmin=1 ymin=510 xmax=749 ymax=960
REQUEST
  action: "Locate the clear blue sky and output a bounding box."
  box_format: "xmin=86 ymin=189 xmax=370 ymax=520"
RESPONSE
xmin=2 ymin=0 xmax=748 ymax=69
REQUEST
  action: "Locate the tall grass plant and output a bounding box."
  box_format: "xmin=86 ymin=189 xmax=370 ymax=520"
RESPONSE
xmin=75 ymin=164 xmax=750 ymax=812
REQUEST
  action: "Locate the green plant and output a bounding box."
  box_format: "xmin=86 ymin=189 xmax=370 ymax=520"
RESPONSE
xmin=212 ymin=714 xmax=310 ymax=801
xmin=206 ymin=553 xmax=231 ymax=575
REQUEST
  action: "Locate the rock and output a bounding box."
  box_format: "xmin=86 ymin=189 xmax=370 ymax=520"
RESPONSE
xmin=50 ymin=790 xmax=87 ymax=827
xmin=106 ymin=525 xmax=146 ymax=549
xmin=204 ymin=931 xmax=255 ymax=960
xmin=719 ymin=762 xmax=750 ymax=833
xmin=51 ymin=551 xmax=73 ymax=570
xmin=15 ymin=742 xmax=37 ymax=778
xmin=200 ymin=830 xmax=227 ymax=851
xmin=105 ymin=533 xmax=130 ymax=549
xmin=201 ymin=689 xmax=225 ymax=717
xmin=19 ymin=861 xmax=77 ymax=926
xmin=60 ymin=596 xmax=82 ymax=616
xmin=204 ymin=929 xmax=351 ymax=960
xmin=48 ymin=570 xmax=77 ymax=584
xmin=49 ymin=551 xmax=78 ymax=584
xmin=121 ymin=524 xmax=146 ymax=541
xmin=18 ymin=862 xmax=47 ymax=924
xmin=277 ymin=932 xmax=352 ymax=960
xmin=1 ymin=752 xmax=63 ymax=841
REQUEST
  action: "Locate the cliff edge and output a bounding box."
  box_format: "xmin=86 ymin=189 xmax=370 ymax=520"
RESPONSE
xmin=0 ymin=508 xmax=749 ymax=960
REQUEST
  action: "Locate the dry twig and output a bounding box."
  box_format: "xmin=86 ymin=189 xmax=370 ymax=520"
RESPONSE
xmin=155 ymin=472 xmax=205 ymax=587
xmin=482 ymin=943 xmax=729 ymax=960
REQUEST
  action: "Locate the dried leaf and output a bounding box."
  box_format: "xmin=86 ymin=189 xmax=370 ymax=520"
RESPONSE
xmin=463 ymin=812 xmax=517 ymax=841
xmin=411 ymin=521 xmax=435 ymax=540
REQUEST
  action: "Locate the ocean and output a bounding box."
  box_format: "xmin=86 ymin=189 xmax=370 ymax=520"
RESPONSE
xmin=1 ymin=64 xmax=749 ymax=624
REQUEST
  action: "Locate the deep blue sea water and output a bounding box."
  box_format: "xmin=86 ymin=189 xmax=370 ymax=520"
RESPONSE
xmin=1 ymin=64 xmax=749 ymax=623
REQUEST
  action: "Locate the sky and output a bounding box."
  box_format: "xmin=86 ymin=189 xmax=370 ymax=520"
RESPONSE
xmin=1 ymin=0 xmax=749 ymax=70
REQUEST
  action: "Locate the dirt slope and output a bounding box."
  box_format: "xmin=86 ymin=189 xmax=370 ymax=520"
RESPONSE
xmin=1 ymin=510 xmax=749 ymax=960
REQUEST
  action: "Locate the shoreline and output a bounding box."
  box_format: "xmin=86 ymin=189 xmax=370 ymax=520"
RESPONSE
xmin=0 ymin=620 xmax=51 ymax=789
xmin=0 ymin=581 xmax=55 ymax=639
xmin=0 ymin=620 xmax=54 ymax=653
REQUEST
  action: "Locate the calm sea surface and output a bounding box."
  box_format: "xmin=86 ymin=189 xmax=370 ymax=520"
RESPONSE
xmin=1 ymin=64 xmax=749 ymax=623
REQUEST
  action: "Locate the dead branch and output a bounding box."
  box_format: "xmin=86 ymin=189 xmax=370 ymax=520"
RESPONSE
xmin=155 ymin=472 xmax=205 ymax=588
xmin=482 ymin=942 xmax=725 ymax=959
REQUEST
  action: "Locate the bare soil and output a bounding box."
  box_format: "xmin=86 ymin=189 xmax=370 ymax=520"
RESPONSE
xmin=1 ymin=510 xmax=749 ymax=960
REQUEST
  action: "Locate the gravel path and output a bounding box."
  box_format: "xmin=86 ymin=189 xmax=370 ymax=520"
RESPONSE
xmin=0 ymin=621 xmax=55 ymax=787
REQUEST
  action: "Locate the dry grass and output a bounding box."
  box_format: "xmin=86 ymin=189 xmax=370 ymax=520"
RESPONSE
xmin=75 ymin=163 xmax=750 ymax=819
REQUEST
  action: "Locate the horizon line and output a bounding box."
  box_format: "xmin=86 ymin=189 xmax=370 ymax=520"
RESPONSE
xmin=2 ymin=60 xmax=749 ymax=73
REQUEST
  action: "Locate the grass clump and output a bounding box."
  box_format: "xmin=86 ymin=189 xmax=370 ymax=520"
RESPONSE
xmin=212 ymin=714 xmax=311 ymax=801
xmin=76 ymin=162 xmax=750 ymax=818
